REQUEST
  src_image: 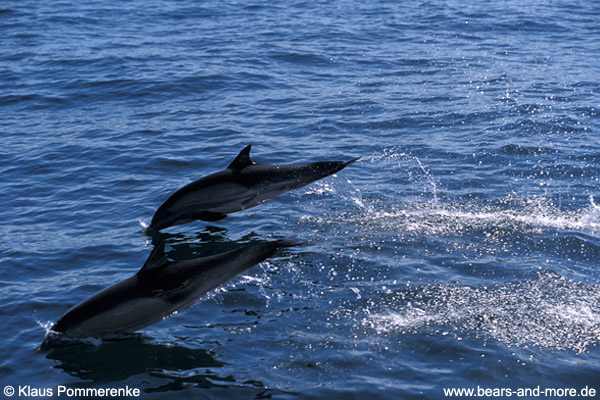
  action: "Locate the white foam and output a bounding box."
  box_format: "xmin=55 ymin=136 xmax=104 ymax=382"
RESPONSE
xmin=303 ymin=196 xmax=600 ymax=238
xmin=363 ymin=272 xmax=600 ymax=353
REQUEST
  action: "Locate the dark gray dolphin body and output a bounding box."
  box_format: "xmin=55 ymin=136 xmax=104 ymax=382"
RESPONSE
xmin=147 ymin=145 xmax=359 ymax=232
xmin=51 ymin=238 xmax=300 ymax=338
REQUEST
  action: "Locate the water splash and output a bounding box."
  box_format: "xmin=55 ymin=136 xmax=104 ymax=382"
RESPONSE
xmin=414 ymin=157 xmax=439 ymax=204
xmin=363 ymin=271 xmax=600 ymax=353
xmin=240 ymin=267 xmax=273 ymax=306
xmin=304 ymin=182 xmax=336 ymax=196
xmin=36 ymin=318 xmax=55 ymax=336
xmin=38 ymin=319 xmax=108 ymax=350
xmin=302 ymin=149 xmax=600 ymax=239
xmin=302 ymin=196 xmax=600 ymax=238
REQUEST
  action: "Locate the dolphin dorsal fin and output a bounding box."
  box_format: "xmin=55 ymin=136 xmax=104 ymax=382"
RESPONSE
xmin=138 ymin=241 xmax=169 ymax=276
xmin=227 ymin=145 xmax=254 ymax=170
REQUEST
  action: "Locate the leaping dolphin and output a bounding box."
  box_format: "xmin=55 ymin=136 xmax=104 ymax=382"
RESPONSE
xmin=50 ymin=238 xmax=300 ymax=338
xmin=147 ymin=145 xmax=359 ymax=232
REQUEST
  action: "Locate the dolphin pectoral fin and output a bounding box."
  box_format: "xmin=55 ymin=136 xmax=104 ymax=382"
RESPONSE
xmin=241 ymin=190 xmax=286 ymax=209
xmin=241 ymin=194 xmax=257 ymax=205
xmin=227 ymin=145 xmax=254 ymax=170
xmin=195 ymin=210 xmax=228 ymax=222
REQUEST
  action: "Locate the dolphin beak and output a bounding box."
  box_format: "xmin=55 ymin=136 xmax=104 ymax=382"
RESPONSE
xmin=344 ymin=157 xmax=361 ymax=166
xmin=329 ymin=157 xmax=361 ymax=175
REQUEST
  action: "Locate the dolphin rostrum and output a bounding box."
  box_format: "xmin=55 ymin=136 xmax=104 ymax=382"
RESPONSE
xmin=147 ymin=145 xmax=359 ymax=232
xmin=50 ymin=238 xmax=300 ymax=338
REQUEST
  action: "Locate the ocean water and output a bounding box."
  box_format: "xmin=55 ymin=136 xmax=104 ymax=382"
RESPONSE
xmin=2 ymin=0 xmax=600 ymax=398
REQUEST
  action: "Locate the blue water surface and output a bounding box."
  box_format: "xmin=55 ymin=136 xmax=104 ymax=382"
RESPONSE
xmin=1 ymin=0 xmax=600 ymax=398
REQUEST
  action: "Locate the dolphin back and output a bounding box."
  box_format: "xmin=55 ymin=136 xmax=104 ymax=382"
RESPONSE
xmin=155 ymin=237 xmax=302 ymax=293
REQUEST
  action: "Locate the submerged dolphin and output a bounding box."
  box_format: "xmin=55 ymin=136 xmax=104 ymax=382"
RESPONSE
xmin=50 ymin=238 xmax=300 ymax=338
xmin=147 ymin=145 xmax=359 ymax=232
